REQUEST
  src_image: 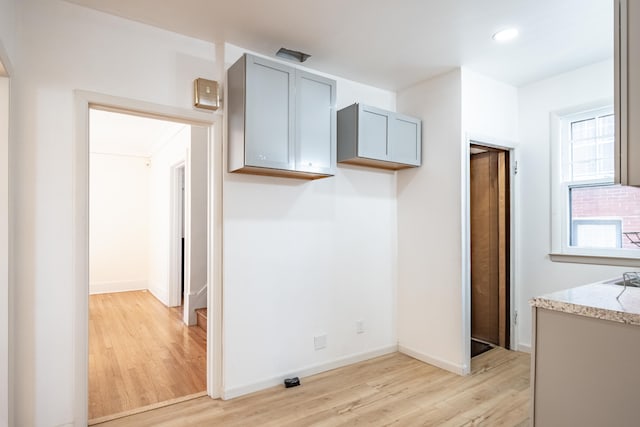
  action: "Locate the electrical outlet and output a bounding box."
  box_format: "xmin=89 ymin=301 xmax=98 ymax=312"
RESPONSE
xmin=314 ymin=334 xmax=327 ymax=350
xmin=356 ymin=320 xmax=365 ymax=334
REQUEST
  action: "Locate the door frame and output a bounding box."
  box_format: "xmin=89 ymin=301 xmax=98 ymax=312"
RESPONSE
xmin=462 ymin=135 xmax=517 ymax=371
xmin=169 ymin=162 xmax=185 ymax=308
xmin=0 ymin=41 xmax=12 ymax=427
xmin=73 ymin=90 xmax=223 ymax=424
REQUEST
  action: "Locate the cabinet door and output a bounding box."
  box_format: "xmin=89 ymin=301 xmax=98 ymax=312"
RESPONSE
xmin=245 ymin=55 xmax=295 ymax=170
xmin=617 ymin=0 xmax=640 ymax=186
xmin=295 ymin=70 xmax=336 ymax=175
xmin=629 ymin=0 xmax=640 ymax=186
xmin=390 ymin=113 xmax=421 ymax=166
xmin=358 ymin=105 xmax=390 ymax=161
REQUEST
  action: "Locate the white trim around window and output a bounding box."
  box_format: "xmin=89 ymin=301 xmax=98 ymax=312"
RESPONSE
xmin=550 ymin=101 xmax=640 ymax=267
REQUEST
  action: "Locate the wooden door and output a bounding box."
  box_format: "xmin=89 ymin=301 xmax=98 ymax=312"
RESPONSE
xmin=470 ymin=150 xmax=508 ymax=347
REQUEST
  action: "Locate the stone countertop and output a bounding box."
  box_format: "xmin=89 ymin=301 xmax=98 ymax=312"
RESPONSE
xmin=530 ymin=281 xmax=640 ymax=325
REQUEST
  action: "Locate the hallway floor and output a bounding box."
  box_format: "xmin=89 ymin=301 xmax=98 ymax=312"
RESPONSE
xmin=89 ymin=290 xmax=206 ymax=422
xmin=96 ymin=347 xmax=530 ymax=426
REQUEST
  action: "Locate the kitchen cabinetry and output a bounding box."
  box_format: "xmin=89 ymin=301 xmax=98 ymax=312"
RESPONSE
xmin=616 ymin=0 xmax=640 ymax=186
xmin=228 ymin=53 xmax=336 ymax=179
xmin=530 ymin=283 xmax=640 ymax=426
xmin=337 ymin=103 xmax=421 ymax=170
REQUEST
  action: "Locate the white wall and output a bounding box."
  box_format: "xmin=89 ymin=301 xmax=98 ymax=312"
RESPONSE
xmin=11 ymin=0 xmax=395 ymax=416
xmin=222 ymin=48 xmax=398 ymax=397
xmin=461 ymin=69 xmax=519 ymax=142
xmin=517 ymin=59 xmax=630 ymax=348
xmin=183 ymin=126 xmax=208 ymax=325
xmin=396 ymin=70 xmax=466 ymax=374
xmin=89 ymin=153 xmax=150 ymax=294
xmin=0 ymin=2 xmax=14 ymax=425
xmin=148 ymin=127 xmax=189 ymax=306
xmin=11 ymin=0 xmax=216 ymax=424
xmin=0 ymin=74 xmax=9 ymax=427
xmin=461 ymin=69 xmax=519 ymax=352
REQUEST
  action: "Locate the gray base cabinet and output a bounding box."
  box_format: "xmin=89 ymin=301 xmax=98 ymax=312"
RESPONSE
xmin=337 ymin=103 xmax=421 ymax=170
xmin=531 ymin=307 xmax=640 ymax=426
xmin=616 ymin=0 xmax=640 ymax=186
xmin=228 ymin=53 xmax=336 ymax=179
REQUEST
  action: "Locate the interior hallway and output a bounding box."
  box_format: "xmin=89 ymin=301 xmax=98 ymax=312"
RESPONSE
xmin=89 ymin=291 xmax=206 ymax=421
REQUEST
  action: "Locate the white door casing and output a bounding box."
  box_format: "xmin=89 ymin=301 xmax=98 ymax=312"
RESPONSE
xmin=73 ymin=91 xmax=222 ymax=424
xmin=169 ymin=163 xmax=185 ymax=307
xmin=183 ymin=126 xmax=208 ymax=325
xmin=462 ymin=135 xmax=518 ymax=373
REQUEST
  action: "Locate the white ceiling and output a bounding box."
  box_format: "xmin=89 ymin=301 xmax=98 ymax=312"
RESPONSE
xmin=90 ymin=109 xmax=188 ymax=157
xmin=66 ymin=0 xmax=613 ymax=90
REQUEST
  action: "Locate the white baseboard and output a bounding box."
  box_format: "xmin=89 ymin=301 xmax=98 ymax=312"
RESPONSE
xmin=89 ymin=280 xmax=147 ymax=295
xmin=398 ymin=345 xmax=467 ymax=375
xmin=147 ymin=285 xmax=169 ymax=306
xmin=222 ymin=344 xmax=398 ymax=400
xmin=517 ymin=343 xmax=532 ymax=353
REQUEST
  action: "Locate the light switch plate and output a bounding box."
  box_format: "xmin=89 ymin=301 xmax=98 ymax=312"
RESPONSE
xmin=193 ymin=78 xmax=220 ymax=111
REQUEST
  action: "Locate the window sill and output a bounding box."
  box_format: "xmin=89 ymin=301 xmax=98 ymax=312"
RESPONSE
xmin=550 ymin=252 xmax=640 ymax=268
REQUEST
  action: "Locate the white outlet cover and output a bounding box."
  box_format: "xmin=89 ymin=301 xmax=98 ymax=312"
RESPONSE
xmin=314 ymin=335 xmax=327 ymax=350
xmin=356 ymin=320 xmax=365 ymax=334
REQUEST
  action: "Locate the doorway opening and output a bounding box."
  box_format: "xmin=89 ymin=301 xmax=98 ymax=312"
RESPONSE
xmin=87 ymin=108 xmax=209 ymax=423
xmin=469 ymin=144 xmax=511 ymax=358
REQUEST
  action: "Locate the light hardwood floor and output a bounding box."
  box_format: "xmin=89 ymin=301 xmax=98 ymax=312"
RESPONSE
xmin=89 ymin=290 xmax=207 ymax=422
xmin=96 ymin=347 xmax=530 ymax=426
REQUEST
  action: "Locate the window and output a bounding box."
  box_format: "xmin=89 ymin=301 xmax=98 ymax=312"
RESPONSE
xmin=565 ymin=112 xmax=614 ymax=182
xmin=570 ymin=218 xmax=621 ymax=248
xmin=551 ymin=105 xmax=640 ymax=263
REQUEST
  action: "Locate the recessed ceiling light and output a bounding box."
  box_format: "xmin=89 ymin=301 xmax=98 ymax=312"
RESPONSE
xmin=492 ymin=28 xmax=519 ymax=42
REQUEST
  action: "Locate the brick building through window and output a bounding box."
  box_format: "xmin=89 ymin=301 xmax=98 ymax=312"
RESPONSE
xmin=570 ymin=185 xmax=640 ymax=249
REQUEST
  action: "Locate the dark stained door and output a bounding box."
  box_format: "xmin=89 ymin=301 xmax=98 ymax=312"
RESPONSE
xmin=470 ymin=150 xmax=508 ymax=347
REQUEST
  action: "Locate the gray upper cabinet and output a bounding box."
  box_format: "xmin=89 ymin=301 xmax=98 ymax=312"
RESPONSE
xmin=337 ymin=103 xmax=421 ymax=170
xmin=391 ymin=113 xmax=422 ymax=165
xmin=228 ymin=53 xmax=336 ymax=179
xmin=616 ymin=0 xmax=640 ymax=186
xmin=244 ymin=55 xmax=294 ymax=172
xmin=359 ymin=105 xmax=390 ymax=161
xmin=295 ymin=70 xmax=337 ymax=176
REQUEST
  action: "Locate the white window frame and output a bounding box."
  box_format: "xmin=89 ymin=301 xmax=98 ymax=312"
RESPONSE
xmin=550 ymin=102 xmax=640 ymax=266
xmin=561 ymin=107 xmax=615 ymax=183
